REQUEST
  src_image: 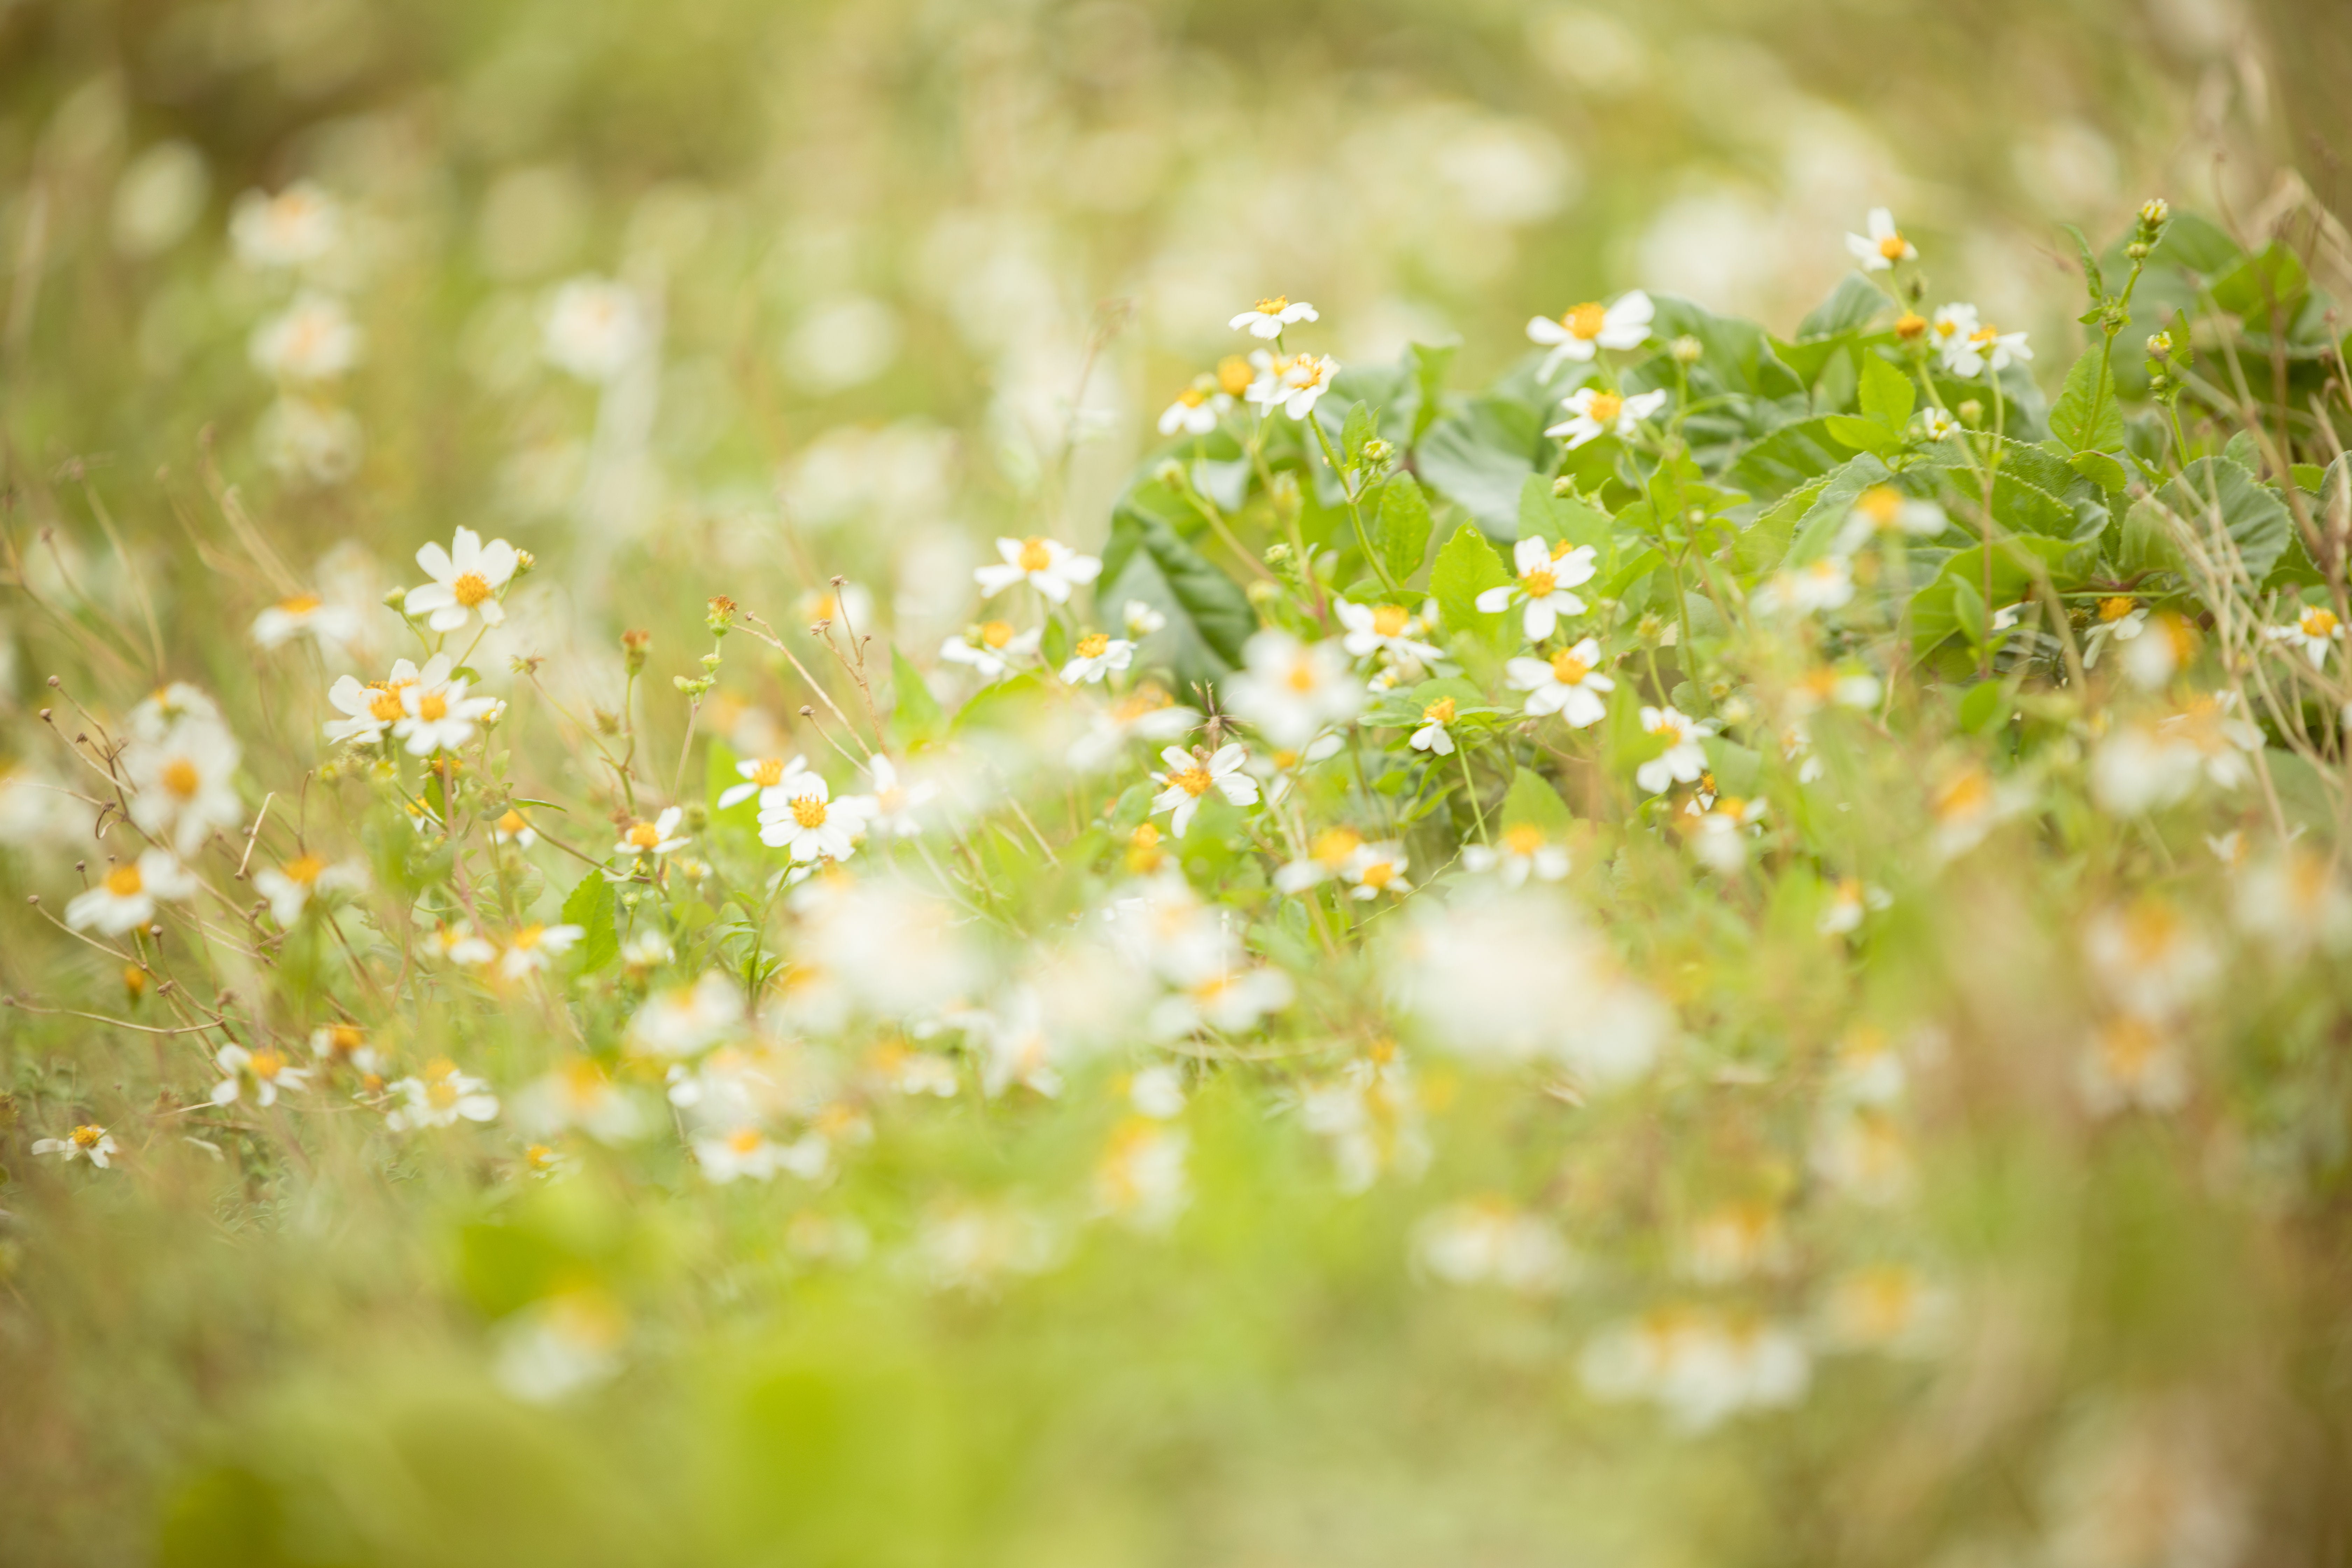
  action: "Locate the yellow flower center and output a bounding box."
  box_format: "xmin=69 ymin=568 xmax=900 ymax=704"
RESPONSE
xmin=1126 ymin=823 xmax=1164 ymax=872
xmin=1312 ymin=827 xmax=1363 ymax=865
xmin=497 ymin=809 xmax=527 ymax=836
xmin=511 ymin=925 xmax=545 ymax=950
xmin=279 ymin=593 xmax=322 ymax=614
xmin=1217 ymin=355 xmax=1254 ymax=396
xmin=1857 ymin=485 xmax=1904 ymax=527
xmin=980 ymin=620 xmax=1014 ymax=649
xmin=1935 ymin=769 xmax=1991 ymax=819
xmin=627 ymin=821 xmax=663 ymax=849
xmin=1422 ymin=696 xmax=1456 ymax=723
xmin=727 ymin=1127 xmax=763 ymax=1155
xmin=2096 ymin=596 xmax=2135 ymax=623
xmin=1075 ymin=632 xmax=1110 ymax=659
xmin=1520 ymin=566 xmax=1558 ymax=598
xmin=1254 ymin=295 xmax=1289 ymax=316
xmin=283 ymin=855 xmax=325 ymax=886
xmin=2099 ymin=1015 xmax=2162 ymax=1077
xmin=1969 ymin=325 xmax=2000 ymax=346
xmin=1548 ymin=649 xmax=1590 ymax=684
xmin=1564 ymin=301 xmax=1608 ymax=339
xmin=368 ymin=682 xmax=407 ymax=721
xmin=1177 ymin=386 xmax=1208 ymax=408
xmin=1895 ymin=312 xmax=1926 ymax=340
xmin=1170 ymin=764 xmax=1215 ymax=798
xmin=162 ymin=758 xmax=201 ymax=798
xmin=250 ymin=1048 xmax=286 ymax=1080
xmin=1844 ymin=1266 xmax=1919 ymax=1340
xmin=427 ymin=1078 xmax=460 ymax=1110
xmin=1372 ymin=604 xmax=1411 ymax=638
xmin=1284 ymin=660 xmax=1321 ymax=693
xmin=105 ymin=865 xmax=144 ymax=896
xmin=69 ymin=1123 xmax=105 ymax=1149
xmin=1877 ymin=231 xmax=1908 ymax=261
xmin=526 ymin=1143 xmax=555 ymax=1169
xmin=791 ymin=795 xmax=829 ymax=828
xmin=327 ymin=1024 xmax=364 ymax=1055
xmin=1016 ymin=537 xmax=1053 ymax=573
xmin=1271 ymin=749 xmax=1300 ymax=770
xmin=417 ymin=692 xmax=449 ymax=722
xmin=751 ymin=758 xmax=786 ymax=786
xmin=1933 ymin=317 xmax=1960 ymax=340
xmin=2301 ymin=607 xmax=2340 ymax=638
xmin=1502 ymin=823 xmax=1546 ymax=856
xmin=1359 ymin=860 xmax=1398 ymax=890
xmin=452 ymin=572 xmax=493 ymax=608
xmin=1583 ymin=391 xmax=1624 ymax=427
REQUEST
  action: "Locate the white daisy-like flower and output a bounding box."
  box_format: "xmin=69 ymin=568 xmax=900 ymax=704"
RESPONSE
xmin=1750 ymin=556 xmax=1856 ymax=618
xmin=863 ymin=754 xmax=939 ymax=837
xmin=1224 ymin=630 xmax=1365 ymax=748
xmin=1546 ymin=385 xmax=1668 ymax=449
xmin=428 ymin=920 xmax=499 ymax=967
xmin=2080 ymin=597 xmax=2150 ymax=668
xmin=1635 ymin=705 xmax=1715 ymax=795
xmin=229 ymin=181 xmax=339 ymax=270
xmin=627 ymin=971 xmax=747 ymax=1057
xmin=252 ymin=854 xmax=364 ymax=925
xmin=1059 ymin=632 xmax=1135 ymax=685
xmin=1157 ymin=378 xmax=1230 ymax=436
xmin=34 ymin=1123 xmax=119 ymax=1167
xmin=385 ymin=1058 xmax=500 ymax=1130
xmin=1476 ymin=537 xmax=1598 ymax=640
xmin=1408 ymin=695 xmax=1458 ymax=756
xmin=974 ymin=536 xmax=1102 ymax=603
xmin=1093 ymin=1119 xmax=1190 ymax=1230
xmin=2266 ymin=604 xmax=2344 ymax=668
xmin=1817 ymin=877 xmax=1892 ymax=935
xmin=1844 ymin=207 xmax=1917 ymax=271
xmin=1833 ymin=484 xmax=1947 ymax=553
xmin=717 ymin=754 xmax=811 ymax=811
xmin=758 ymin=775 xmax=875 ymax=863
xmin=940 ymin=619 xmax=1041 ymax=681
xmin=1150 ymin=744 xmax=1260 ymax=838
xmin=1505 ymin=638 xmax=1614 ymax=726
xmin=1148 ymin=965 xmax=1294 ymax=1038
xmin=1461 ymin=823 xmax=1571 ymax=886
xmin=1336 ymin=600 xmax=1443 ymax=662
xmin=1525 ymin=290 xmax=1654 ymax=379
xmin=1274 ymin=826 xmax=1366 ymax=895
xmin=498 ymin=923 xmax=584 ymax=981
xmin=1068 ymin=687 xmax=1199 ymax=772
xmin=250 ymin=293 xmax=362 ymax=383
xmin=404 ymin=526 xmax=521 ymax=632
xmin=1228 ymin=294 xmax=1318 ymax=338
xmin=209 ymin=1042 xmax=311 ymax=1108
xmin=250 ymin=591 xmax=360 ymax=651
xmin=393 ymin=670 xmax=496 ymax=756
xmin=121 ymin=720 xmax=244 ymax=856
xmin=1343 ymin=840 xmax=1410 ymax=900
xmin=1927 ymin=302 xmax=1980 ymax=364
xmin=1243 ymin=349 xmax=1341 ymax=421
xmin=492 ymin=809 xmax=538 ymax=848
xmin=694 ymin=1125 xmax=802 ymax=1183
xmin=2077 ymin=1015 xmax=2191 ymax=1117
xmin=1414 ymin=1199 xmax=1576 ymax=1295
xmin=1124 ymin=599 xmax=1168 ymax=637
xmin=541 ymin=275 xmax=647 ymax=383
xmin=1932 ymin=305 xmax=2032 ymax=378
xmin=324 ymin=656 xmax=447 ymax=746
xmin=613 ymin=806 xmax=689 ymax=860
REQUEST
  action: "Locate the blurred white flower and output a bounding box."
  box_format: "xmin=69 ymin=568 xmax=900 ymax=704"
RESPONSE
xmin=253 ymin=855 xmax=365 ymax=925
xmin=497 ymin=923 xmax=583 ymax=981
xmin=385 ymin=1058 xmax=500 ymax=1130
xmin=34 ymin=1125 xmax=118 ymax=1167
xmin=2265 ymin=603 xmax=2343 ymax=668
xmin=614 ymin=806 xmax=689 ymax=861
xmin=1058 ymin=632 xmax=1134 ymax=686
xmin=250 ymin=293 xmax=362 ymax=383
xmin=542 ymin=276 xmax=646 ymax=382
xmin=1228 ymin=295 xmax=1318 ymax=338
xmin=1225 ymin=630 xmax=1364 ymax=747
xmin=210 ymin=1042 xmax=309 ymax=1108
xmin=250 ymin=590 xmax=360 ymax=650
xmin=1414 ymin=1199 xmax=1575 ymax=1294
xmin=1751 ymin=556 xmax=1855 ymax=618
xmin=1635 ymin=706 xmax=1713 ymax=795
xmin=394 ymin=670 xmax=497 ymax=757
xmin=1579 ymin=1307 xmax=1811 ymax=1431
xmin=1244 ymin=349 xmax=1342 ymax=420
xmin=1461 ymin=824 xmax=1570 ymax=886
xmin=975 ymin=535 xmax=1102 ymax=603
xmin=121 ymin=718 xmax=243 ymax=856
xmin=940 ymin=619 xmax=1041 ymax=681
xmin=230 ymin=181 xmax=340 ymax=270
xmin=1844 ymin=206 xmax=1917 ymax=270
xmin=405 ymin=526 xmax=521 ymax=633
xmin=1336 ymin=599 xmax=1443 ymax=662
xmin=1093 ymin=1119 xmax=1189 ymax=1230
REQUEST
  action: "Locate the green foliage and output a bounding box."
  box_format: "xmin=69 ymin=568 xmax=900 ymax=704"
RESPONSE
xmin=1429 ymin=522 xmax=1510 ymax=643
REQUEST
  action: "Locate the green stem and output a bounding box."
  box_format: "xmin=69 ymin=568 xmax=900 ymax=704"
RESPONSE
xmin=1310 ymin=417 xmax=1399 ymax=595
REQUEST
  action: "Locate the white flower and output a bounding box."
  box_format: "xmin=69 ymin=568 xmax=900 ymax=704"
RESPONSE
xmin=257 ymin=396 xmax=364 ymax=486
xmin=1123 ymin=599 xmax=1167 ymax=637
xmin=1059 ymin=632 xmax=1135 ymax=685
xmin=1506 ymin=638 xmax=1614 ymax=726
xmin=497 ymin=923 xmax=583 ymax=981
xmin=252 ymin=854 xmax=364 ymax=925
xmin=1228 ymin=294 xmax=1318 ymax=338
xmin=1526 ymin=290 xmax=1654 ymax=379
xmin=250 ymin=590 xmax=360 ymax=650
xmin=1067 ymin=687 xmax=1200 ymax=770
xmin=121 ymin=719 xmax=243 ymax=856
xmin=1414 ymin=1199 xmax=1575 ymax=1295
xmin=1810 ymin=1104 xmax=1913 ymax=1205
xmin=229 ymin=181 xmax=339 ymax=269
xmin=1634 ymin=706 xmax=1714 ymax=795
xmin=2234 ymin=843 xmax=2352 ymax=954
xmin=428 ymin=920 xmax=498 ymax=967
xmin=1128 ymin=1064 xmax=1187 ymax=1119
xmin=1477 ymin=536 xmax=1597 ymax=639
xmin=758 ymin=775 xmax=875 ymax=863
xmin=974 ymin=535 xmax=1102 ymax=603
xmin=324 ymin=656 xmax=447 ymax=746
xmin=1461 ymin=824 xmax=1570 ymax=886
xmin=542 ymin=276 xmax=646 ymax=383
xmin=940 ymin=619 xmax=1041 ymax=680
xmin=1335 ymin=599 xmax=1443 ymax=662
xmin=1148 ymin=965 xmax=1294 ymax=1038
xmin=2077 ymin=1015 xmax=2191 ymax=1117
xmin=1342 ymin=840 xmax=1410 ymax=900
xmin=1408 ymin=695 xmax=1458 ymax=756
xmin=1933 ymin=304 xmax=2031 ymax=377
xmin=493 ymin=808 xmax=539 ymax=848
xmin=717 ymin=755 xmax=810 ymax=811
xmin=491 ymin=1291 xmax=627 ymax=1404
xmin=385 ymin=1058 xmax=500 ymax=1130
xmin=1833 ymin=484 xmax=1947 ymax=553
xmin=1915 ymin=406 xmax=1959 ymax=441
xmin=393 ymin=670 xmax=496 ymax=756
xmin=1927 ymin=302 xmax=1980 ymax=365
xmin=1751 ymin=555 xmax=1855 ymax=617
xmin=862 ymin=754 xmax=939 ymax=837
xmin=1224 ymin=630 xmax=1364 ymax=747
xmin=1579 ymin=1307 xmax=1812 ymax=1432
xmin=1546 ymin=384 xmax=1667 ymax=448
xmin=34 ymin=1125 xmax=118 ymax=1167
xmin=1157 ymin=379 xmax=1230 ymax=435
xmin=1300 ymin=1052 xmax=1429 ymax=1192
xmin=1150 ymin=744 xmax=1260 ymax=838
xmin=404 ymin=525 xmax=521 ymax=632
xmin=1094 ymin=1119 xmax=1190 ymax=1230
xmin=2266 ymin=603 xmax=2344 ymax=668
xmin=1274 ymin=826 xmax=1368 ymax=895
xmin=1817 ymin=877 xmax=1890 ymax=935
xmin=694 ymin=1125 xmax=827 ymax=1184
xmin=1815 ymin=1264 xmax=1954 ymax=1358
xmin=2084 ymin=898 xmax=2217 ymax=1020
xmin=1680 ymin=1200 xmax=1791 ymax=1284
xmin=1844 ymin=206 xmax=1917 ymax=271
xmin=628 ymin=972 xmax=747 ymax=1057
xmin=1243 ymin=348 xmax=1342 ymax=420
xmin=250 ymin=293 xmax=362 ymax=383
xmin=209 ymin=1042 xmax=310 ymax=1108
xmin=614 ymin=806 xmax=689 ymax=860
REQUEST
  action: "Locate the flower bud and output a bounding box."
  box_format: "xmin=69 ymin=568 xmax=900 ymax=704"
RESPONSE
xmin=382 ymin=586 xmax=408 ymax=611
xmin=1360 ymin=437 xmax=1395 ymax=466
xmin=1957 ymin=399 xmax=1984 ymax=427
xmin=1245 ymin=580 xmax=1283 ymax=609
xmin=1895 ymin=312 xmax=1927 ymax=341
xmin=2145 ymin=332 xmax=2171 ymax=358
xmin=1670 ymin=334 xmax=1704 ymax=365
xmin=2125 ymin=241 xmax=2150 ymax=260
xmin=621 ymin=628 xmax=652 ymax=673
xmin=2138 ymin=197 xmax=2170 ymax=229
xmin=123 ymin=965 xmax=147 ymax=1003
xmin=706 ymin=595 xmax=737 ymax=635
xmin=512 ymin=548 xmax=537 ymax=579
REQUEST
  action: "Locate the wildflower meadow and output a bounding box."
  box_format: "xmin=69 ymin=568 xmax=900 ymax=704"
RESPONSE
xmin=5 ymin=3 xmax=2352 ymax=1564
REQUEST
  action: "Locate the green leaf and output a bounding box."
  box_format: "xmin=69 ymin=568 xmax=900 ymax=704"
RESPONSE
xmin=1784 ymin=456 xmax=1894 ymax=565
xmin=1405 ymin=341 xmax=1457 ymax=443
xmin=1948 ymin=574 xmax=1988 ymax=652
xmin=1987 ymin=473 xmax=2080 ymax=539
xmin=2208 ymin=242 xmax=2309 ymax=317
xmin=1416 ymin=395 xmax=1547 ymax=536
xmin=1430 ymin=522 xmax=1511 ymax=642
xmin=705 ymin=736 xmax=741 ymax=814
xmin=1374 ymin=473 xmax=1435 ymax=585
xmin=2155 ymin=457 xmax=2295 ymax=581
xmin=1910 ymin=536 xmax=2093 ymax=650
xmin=1824 ymin=414 xmax=1904 ymax=455
xmin=888 ymin=646 xmax=945 ymax=748
xmin=2048 ymin=345 xmax=2124 ymax=454
xmin=1098 ymin=479 xmax=1258 ymax=691
xmin=2068 ymin=449 xmax=2129 ymax=493
xmin=1797 ymin=272 xmax=1886 ymax=341
xmin=1340 ymin=400 xmax=1377 ymax=464
xmin=1727 ymin=417 xmax=1845 ymax=499
xmin=559 ymin=870 xmax=618 ymax=974
xmin=2059 ymin=222 xmax=2105 ymax=305
xmin=1855 ymin=350 xmax=1916 ymax=431
xmin=1958 ymin=679 xmax=2011 ymax=734
xmin=1498 ymin=766 xmax=1574 ymax=835
xmin=2151 ymin=211 xmax=2241 ymax=275
xmin=2118 ymin=497 xmax=2185 ymax=576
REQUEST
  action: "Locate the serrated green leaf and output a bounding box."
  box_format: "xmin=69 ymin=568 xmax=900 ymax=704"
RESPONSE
xmin=1430 ymin=522 xmax=1510 ymax=643
xmin=1417 ymin=395 xmax=1547 ymax=536
xmin=558 ymin=870 xmax=618 ymax=974
xmin=1499 ymin=766 xmax=1574 ymax=835
xmin=2060 ymin=222 xmax=2105 ymax=305
xmin=1098 ymin=479 xmax=1257 ymax=691
xmin=1856 ymin=350 xmax=1916 ymax=431
xmin=2069 ymin=449 xmax=2129 ymax=493
xmin=1341 ymin=400 xmax=1377 ymax=464
xmin=1785 ymin=456 xmax=1894 ymax=566
xmin=1727 ymin=417 xmax=1845 ymax=499
xmin=1825 ymin=413 xmax=1904 ymax=455
xmin=1374 ymin=473 xmax=1435 ymax=585
xmin=2048 ymin=345 xmax=2125 ymax=454
xmin=2156 ymin=457 xmax=2294 ymax=581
